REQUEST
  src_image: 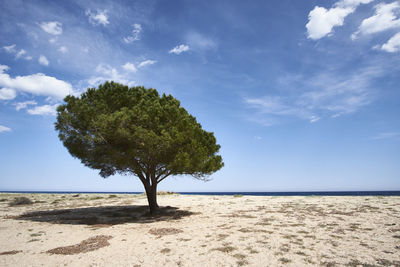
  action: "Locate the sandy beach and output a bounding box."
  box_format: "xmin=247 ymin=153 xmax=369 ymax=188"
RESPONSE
xmin=0 ymin=193 xmax=399 ymax=266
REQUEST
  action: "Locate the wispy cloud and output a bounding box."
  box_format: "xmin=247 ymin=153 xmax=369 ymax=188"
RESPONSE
xmin=14 ymin=100 xmax=57 ymax=116
xmin=306 ymin=0 xmax=374 ymax=40
xmin=169 ymin=44 xmax=190 ymax=54
xmin=0 ymin=125 xmax=11 ymax=133
xmin=58 ymin=46 xmax=68 ymax=54
xmin=39 ymin=21 xmax=63 ymax=35
xmin=372 ymin=132 xmax=400 ymax=140
xmin=137 ymin=59 xmax=156 ymax=68
xmin=2 ymin=44 xmax=31 ymax=60
xmin=15 ymin=49 xmax=26 ymax=59
xmin=86 ymin=9 xmax=109 ymax=26
xmin=14 ymin=100 xmax=37 ymax=111
xmin=27 ymin=104 xmax=58 ymax=116
xmin=245 ymin=65 xmax=384 ymax=125
xmin=3 ymin=44 xmax=16 ymax=53
xmin=123 ymin=24 xmax=142 ymax=44
xmin=186 ymin=32 xmax=217 ymax=51
xmin=245 ymin=96 xmax=317 ymax=123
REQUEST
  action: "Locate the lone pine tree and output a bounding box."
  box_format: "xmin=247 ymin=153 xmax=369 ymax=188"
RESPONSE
xmin=55 ymin=82 xmax=223 ymax=214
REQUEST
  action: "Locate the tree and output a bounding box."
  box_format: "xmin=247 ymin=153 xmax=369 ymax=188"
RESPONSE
xmin=55 ymin=81 xmax=224 ymax=214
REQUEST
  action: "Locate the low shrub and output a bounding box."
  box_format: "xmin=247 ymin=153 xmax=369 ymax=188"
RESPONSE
xmin=9 ymin=197 xmax=33 ymax=206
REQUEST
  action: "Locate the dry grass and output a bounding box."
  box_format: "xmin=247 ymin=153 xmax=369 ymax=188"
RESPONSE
xmin=211 ymin=246 xmax=237 ymax=253
xmin=233 ymin=253 xmax=247 ymax=260
xmin=237 ymin=260 xmax=249 ymax=266
xmin=238 ymin=227 xmax=253 ymax=233
xmin=148 ymin=228 xmax=183 ymax=237
xmin=0 ymin=250 xmax=22 ymax=255
xmin=295 ymin=251 xmax=307 ymax=256
xmin=46 ymin=235 xmax=112 ymax=255
xmin=279 ymin=257 xmax=292 ymax=264
xmin=160 ymin=248 xmax=171 ymax=254
xmin=245 ymin=246 xmax=259 ymax=254
xmin=217 ymin=233 xmax=229 ymax=241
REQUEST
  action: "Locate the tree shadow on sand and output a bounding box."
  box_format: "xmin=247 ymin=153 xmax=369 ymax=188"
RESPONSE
xmin=16 ymin=205 xmax=197 ymax=226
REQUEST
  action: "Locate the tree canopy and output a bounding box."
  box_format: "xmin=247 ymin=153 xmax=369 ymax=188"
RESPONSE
xmin=55 ymin=81 xmax=223 ymax=213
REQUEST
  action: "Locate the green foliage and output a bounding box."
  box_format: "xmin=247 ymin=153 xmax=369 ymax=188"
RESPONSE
xmin=55 ymin=81 xmax=223 ymax=183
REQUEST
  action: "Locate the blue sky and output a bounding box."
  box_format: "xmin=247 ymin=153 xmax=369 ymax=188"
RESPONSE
xmin=0 ymin=0 xmax=399 ymax=192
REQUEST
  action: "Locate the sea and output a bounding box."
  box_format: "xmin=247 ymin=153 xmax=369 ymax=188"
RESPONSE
xmin=1 ymin=191 xmax=400 ymax=196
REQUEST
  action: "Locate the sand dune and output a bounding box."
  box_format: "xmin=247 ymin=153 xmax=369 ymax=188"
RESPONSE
xmin=0 ymin=193 xmax=399 ymax=266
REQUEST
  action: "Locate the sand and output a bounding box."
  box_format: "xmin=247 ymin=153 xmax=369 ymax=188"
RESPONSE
xmin=0 ymin=193 xmax=399 ymax=266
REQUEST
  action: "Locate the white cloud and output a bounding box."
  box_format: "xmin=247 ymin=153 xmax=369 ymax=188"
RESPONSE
xmin=14 ymin=100 xmax=37 ymax=111
xmin=306 ymin=0 xmax=374 ymax=40
xmin=381 ymin=32 xmax=400 ymax=52
xmin=88 ymin=63 xmax=136 ymax=87
xmin=123 ymin=24 xmax=142 ymax=44
xmin=58 ymin=46 xmax=68 ymax=54
xmin=0 ymin=88 xmax=16 ymax=100
xmin=122 ymin=62 xmax=137 ymax=72
xmin=27 ymin=104 xmax=58 ymax=116
xmin=40 ymin=21 xmax=63 ymax=35
xmin=86 ymin=9 xmax=109 ymax=26
xmin=0 ymin=65 xmax=73 ymax=100
xmin=138 ymin=59 xmax=157 ymax=68
xmin=245 ymin=65 xmax=383 ymax=125
xmin=15 ymin=49 xmax=26 ymax=59
xmin=49 ymin=38 xmax=57 ymax=44
xmin=309 ymin=115 xmax=320 ymax=123
xmin=96 ymin=64 xmax=120 ymax=77
xmin=3 ymin=45 xmax=31 ymax=60
xmin=169 ymin=44 xmax=190 ymax=54
xmin=352 ymin=2 xmax=400 ymax=39
xmin=39 ymin=55 xmax=49 ymax=66
xmin=122 ymin=60 xmax=156 ymax=73
xmin=3 ymin=44 xmax=16 ymax=53
xmin=0 ymin=125 xmax=11 ymax=133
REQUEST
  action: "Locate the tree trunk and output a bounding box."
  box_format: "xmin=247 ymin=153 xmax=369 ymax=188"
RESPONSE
xmin=144 ymin=183 xmax=158 ymax=214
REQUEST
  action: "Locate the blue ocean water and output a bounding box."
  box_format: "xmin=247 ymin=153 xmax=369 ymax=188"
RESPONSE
xmin=1 ymin=191 xmax=400 ymax=196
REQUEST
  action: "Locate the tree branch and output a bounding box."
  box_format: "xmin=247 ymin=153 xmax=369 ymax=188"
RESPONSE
xmin=91 ymin=119 xmax=109 ymax=144
xmin=157 ymin=171 xmax=172 ymax=184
